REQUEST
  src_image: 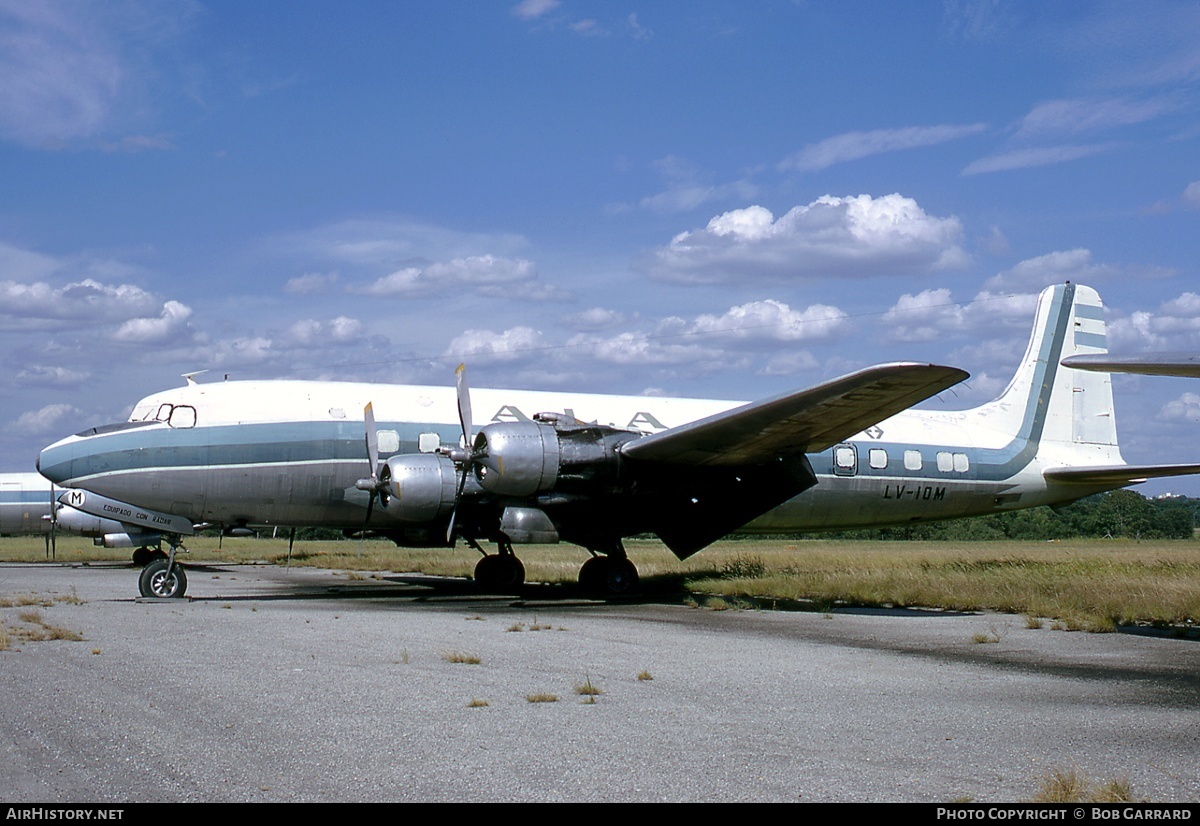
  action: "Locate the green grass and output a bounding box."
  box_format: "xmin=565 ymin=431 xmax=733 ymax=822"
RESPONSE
xmin=5 ymin=535 xmax=1198 ymax=632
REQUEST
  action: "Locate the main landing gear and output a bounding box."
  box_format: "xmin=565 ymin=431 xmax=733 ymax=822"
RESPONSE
xmin=579 ymin=540 xmax=639 ymax=597
xmin=472 ymin=540 xmax=526 ymax=594
xmin=468 ymin=538 xmax=640 ymax=597
xmin=136 ymin=538 xmax=188 ymax=599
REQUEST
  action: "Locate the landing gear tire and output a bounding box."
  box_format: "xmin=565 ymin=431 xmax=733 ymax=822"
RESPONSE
xmin=579 ymin=556 xmax=639 ymax=597
xmin=474 ymin=554 xmax=525 ymax=593
xmin=132 ymin=547 xmax=167 ymax=567
xmin=138 ymin=558 xmax=188 ymax=599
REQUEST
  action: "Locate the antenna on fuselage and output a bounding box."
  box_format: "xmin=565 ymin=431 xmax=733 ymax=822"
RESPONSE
xmin=182 ymin=370 xmax=208 ymax=387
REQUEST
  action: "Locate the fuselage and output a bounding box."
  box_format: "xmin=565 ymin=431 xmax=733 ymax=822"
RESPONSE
xmin=0 ymin=472 xmax=53 ymax=536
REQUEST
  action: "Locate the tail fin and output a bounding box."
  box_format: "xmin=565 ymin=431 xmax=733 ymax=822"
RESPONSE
xmin=971 ymin=283 xmax=1119 ymax=453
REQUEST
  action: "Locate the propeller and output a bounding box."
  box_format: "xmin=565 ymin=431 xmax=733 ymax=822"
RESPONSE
xmin=444 ymin=364 xmax=473 ymax=542
xmin=354 ymin=402 xmax=391 ymax=525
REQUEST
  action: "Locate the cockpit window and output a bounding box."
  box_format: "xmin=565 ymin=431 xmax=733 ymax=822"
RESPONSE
xmin=167 ymin=405 xmax=197 ymax=428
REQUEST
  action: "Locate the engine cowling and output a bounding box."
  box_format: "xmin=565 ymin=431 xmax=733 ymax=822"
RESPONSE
xmin=382 ymin=453 xmax=458 ymax=522
xmin=471 ymin=419 xmax=641 ymax=498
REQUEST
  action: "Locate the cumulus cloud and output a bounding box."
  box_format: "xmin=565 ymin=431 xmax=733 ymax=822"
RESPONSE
xmin=360 ymin=255 xmax=539 ymax=298
xmin=0 ymin=278 xmax=164 ymax=328
xmin=283 ymin=316 xmax=365 ymax=347
xmin=562 ymin=308 xmax=629 ymax=331
xmin=285 ymin=272 xmax=340 ymax=294
xmin=686 ymin=300 xmax=848 ymax=343
xmin=14 ymin=365 xmax=90 ymax=387
xmin=780 ymin=124 xmax=987 ymax=172
xmin=882 ymin=289 xmax=966 ymax=342
xmin=1184 ymin=181 xmax=1200 ymax=208
xmin=1159 ymin=392 xmax=1200 ymax=422
xmin=1105 ymin=292 xmax=1200 ymax=351
xmin=564 ymin=330 xmax=721 ymax=368
xmin=511 ymin=0 xmax=559 ymax=21
xmin=984 ymin=249 xmax=1119 ymax=291
xmin=445 ymin=326 xmax=545 ymax=362
xmin=881 ymin=288 xmax=1045 ymax=346
xmin=13 ymin=402 xmax=86 ymax=436
xmin=640 ymin=194 xmax=969 ymax=284
xmin=264 ymin=218 xmax=530 ymax=272
xmin=114 ymin=299 xmax=193 ymax=343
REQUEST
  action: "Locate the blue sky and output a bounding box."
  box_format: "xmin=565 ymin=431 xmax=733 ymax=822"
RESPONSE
xmin=3 ymin=0 xmax=1200 ymax=495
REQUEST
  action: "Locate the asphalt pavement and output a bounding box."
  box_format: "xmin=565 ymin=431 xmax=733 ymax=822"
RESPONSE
xmin=1 ymin=561 xmax=1197 ymax=803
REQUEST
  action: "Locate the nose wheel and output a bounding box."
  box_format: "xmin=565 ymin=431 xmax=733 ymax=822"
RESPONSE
xmin=136 ymin=538 xmax=189 ymax=598
xmin=138 ymin=558 xmax=188 ymax=599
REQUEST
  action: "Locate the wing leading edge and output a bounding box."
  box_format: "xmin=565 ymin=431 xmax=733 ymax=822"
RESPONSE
xmin=619 ymin=362 xmax=969 ymax=467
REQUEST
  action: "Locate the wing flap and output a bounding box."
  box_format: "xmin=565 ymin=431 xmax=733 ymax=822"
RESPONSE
xmin=1045 ymin=463 xmax=1200 ymax=485
xmin=620 ymin=363 xmax=968 ymax=467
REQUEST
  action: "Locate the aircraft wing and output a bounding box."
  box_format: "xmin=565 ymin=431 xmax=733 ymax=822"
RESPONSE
xmin=620 ymin=362 xmax=969 ymax=467
xmin=1044 ymin=463 xmax=1200 ymax=486
xmin=1061 ymin=353 xmax=1200 ymax=378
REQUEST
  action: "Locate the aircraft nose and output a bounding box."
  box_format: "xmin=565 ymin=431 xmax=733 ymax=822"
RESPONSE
xmin=37 ymin=437 xmax=75 ymax=485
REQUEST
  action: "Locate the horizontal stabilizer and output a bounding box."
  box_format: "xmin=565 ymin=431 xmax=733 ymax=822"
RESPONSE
xmin=621 ymin=362 xmax=968 ymax=467
xmin=1061 ymin=352 xmax=1200 ymax=378
xmin=1044 ymin=463 xmax=1200 ymax=486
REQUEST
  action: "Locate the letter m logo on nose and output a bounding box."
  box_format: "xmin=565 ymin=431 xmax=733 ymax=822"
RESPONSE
xmin=68 ymin=490 xmax=85 ymax=507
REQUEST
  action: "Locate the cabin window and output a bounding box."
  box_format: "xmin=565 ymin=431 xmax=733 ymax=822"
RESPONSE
xmin=937 ymin=451 xmax=954 ymax=472
xmin=833 ymin=444 xmax=857 ymax=476
xmin=869 ymin=448 xmax=887 ymax=469
xmin=417 ymin=432 xmax=441 ymax=453
xmin=328 ymin=407 xmax=346 ymax=419
xmin=954 ymin=453 xmax=969 ymax=473
xmin=377 ymin=430 xmax=400 ymax=454
xmin=904 ymin=450 xmax=922 ymax=471
xmin=168 ymin=405 xmax=196 ymax=428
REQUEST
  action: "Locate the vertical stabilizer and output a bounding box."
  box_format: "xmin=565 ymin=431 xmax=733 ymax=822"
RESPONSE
xmin=969 ymin=283 xmax=1118 ymax=451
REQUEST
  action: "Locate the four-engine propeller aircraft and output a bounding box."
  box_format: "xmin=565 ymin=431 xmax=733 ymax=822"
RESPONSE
xmin=36 ymin=283 xmax=1200 ymax=599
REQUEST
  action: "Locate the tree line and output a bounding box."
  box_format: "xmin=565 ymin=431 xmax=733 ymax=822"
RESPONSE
xmin=795 ymin=490 xmax=1198 ymax=541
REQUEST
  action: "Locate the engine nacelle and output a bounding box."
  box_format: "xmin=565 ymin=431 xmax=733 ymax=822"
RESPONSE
xmin=99 ymin=532 xmax=163 ymax=549
xmin=383 ymin=453 xmax=458 ymax=522
xmin=472 ymin=419 xmax=640 ymax=498
xmin=472 ymin=422 xmax=559 ymax=497
xmin=54 ymin=505 xmax=126 ymax=538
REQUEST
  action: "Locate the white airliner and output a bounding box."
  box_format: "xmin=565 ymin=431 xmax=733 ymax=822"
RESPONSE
xmin=35 ymin=283 xmax=1200 ymax=599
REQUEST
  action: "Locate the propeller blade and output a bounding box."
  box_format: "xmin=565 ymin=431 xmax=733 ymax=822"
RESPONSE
xmin=446 ymin=468 xmax=468 ymax=543
xmin=364 ymin=402 xmax=380 ymax=484
xmin=455 ymin=363 xmax=472 ymax=450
